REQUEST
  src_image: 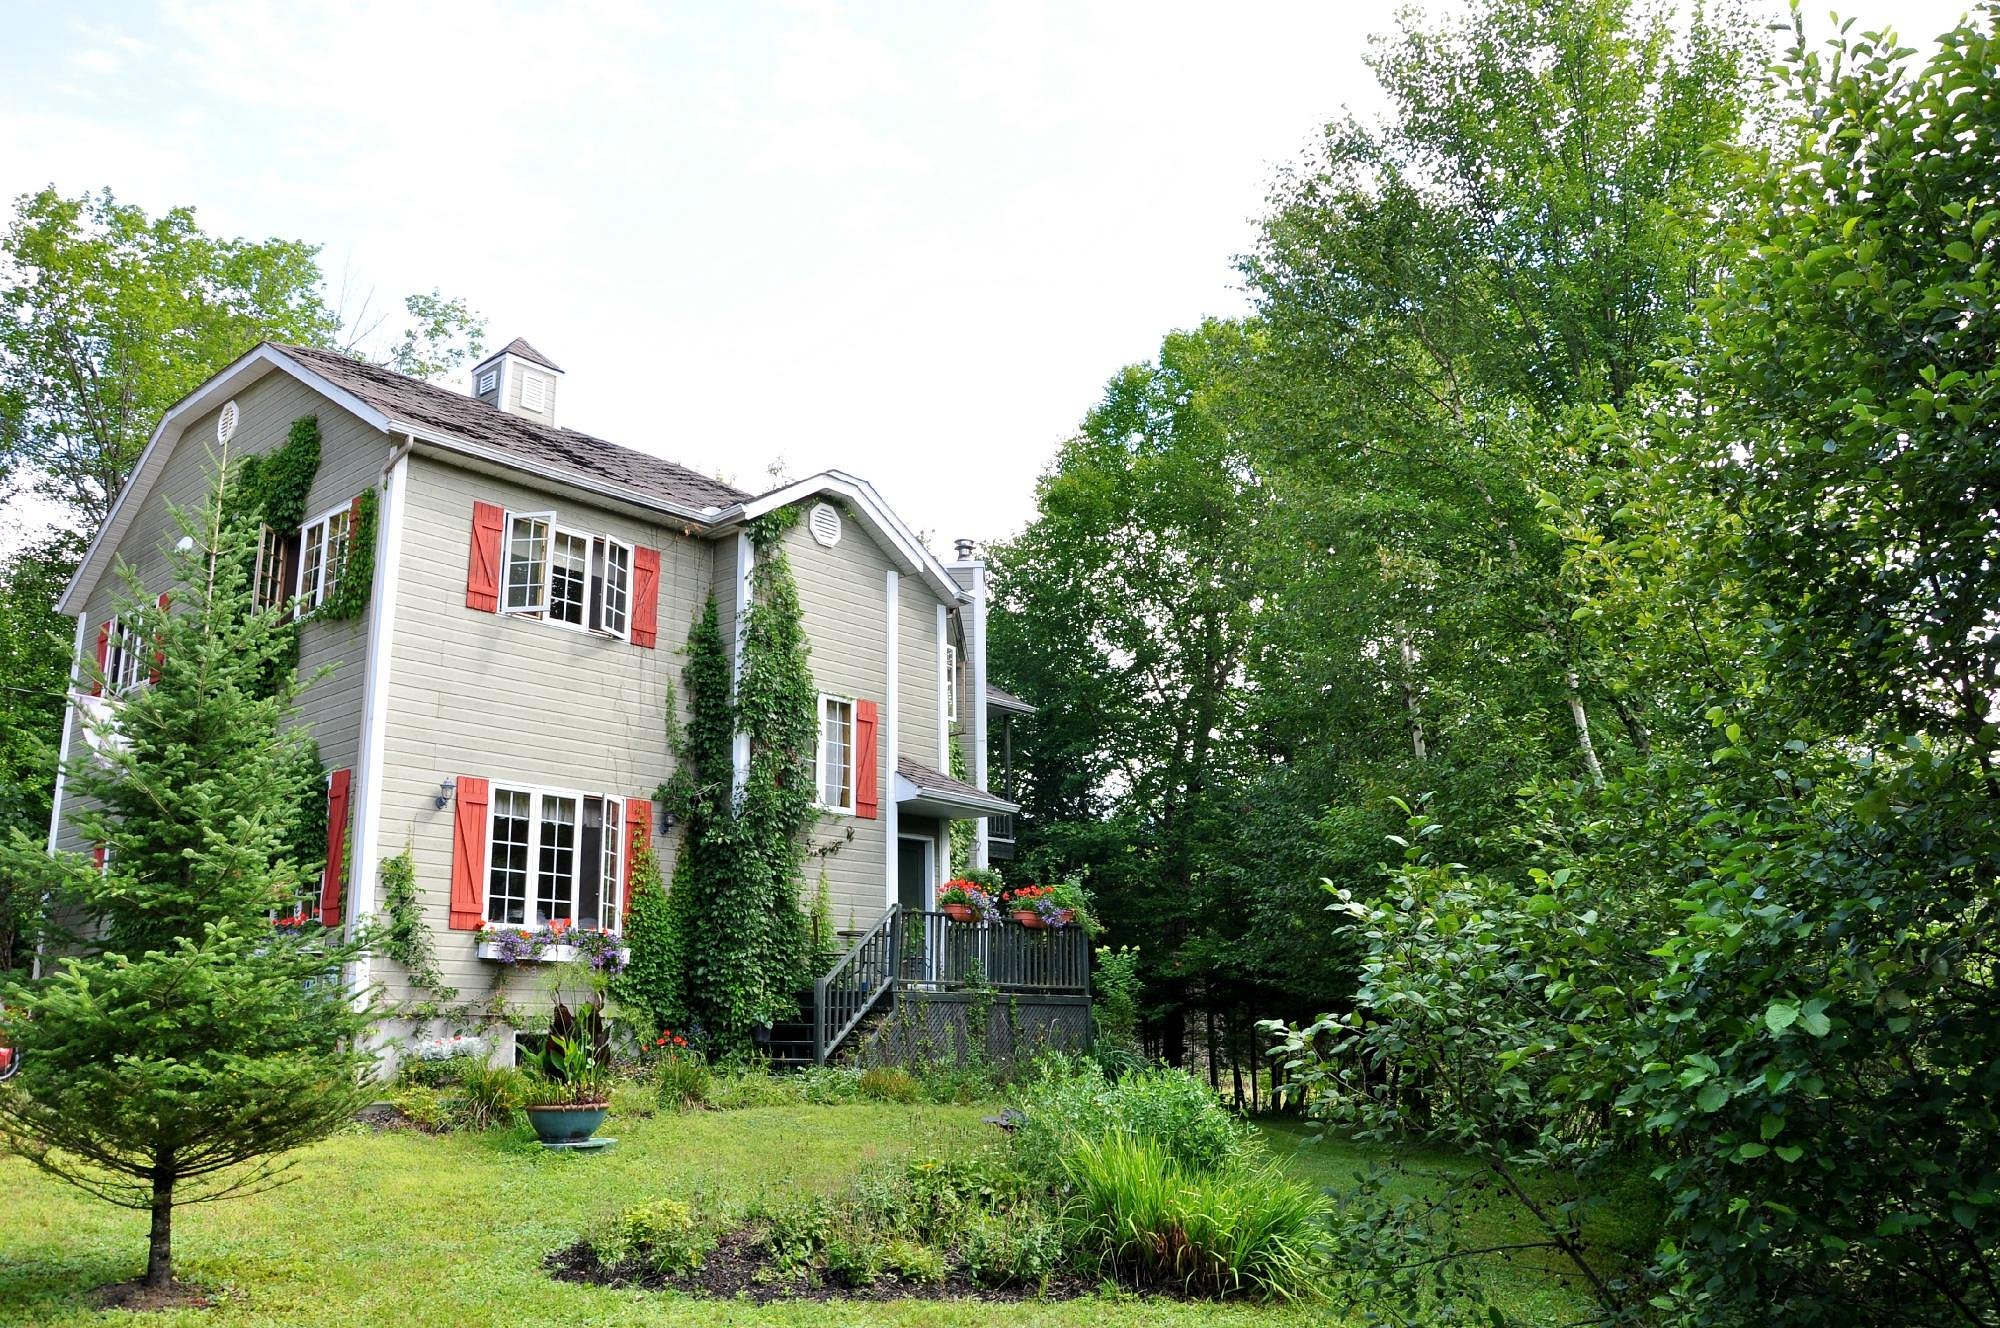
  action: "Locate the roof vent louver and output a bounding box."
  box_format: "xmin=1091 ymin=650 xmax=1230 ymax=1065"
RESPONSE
xmin=808 ymin=502 xmax=843 ymax=548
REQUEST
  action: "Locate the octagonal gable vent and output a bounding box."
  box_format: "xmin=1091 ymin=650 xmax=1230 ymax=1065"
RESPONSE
xmin=217 ymin=400 xmax=240 ymax=445
xmin=808 ymin=502 xmax=843 ymax=548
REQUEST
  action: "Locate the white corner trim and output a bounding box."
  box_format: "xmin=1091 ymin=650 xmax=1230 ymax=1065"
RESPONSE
xmin=936 ymin=603 xmax=949 ymax=769
xmin=884 ymin=568 xmax=899 ymax=906
xmin=59 ymin=344 xmax=394 ymax=615
xmin=44 ymin=613 xmax=86 ymax=856
xmin=348 ymin=440 xmax=411 ymax=995
xmin=970 ymin=562 xmax=990 ymax=870
xmin=731 ymin=531 xmax=753 ymax=800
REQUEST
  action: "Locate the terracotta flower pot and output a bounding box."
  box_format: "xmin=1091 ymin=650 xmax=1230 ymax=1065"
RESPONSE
xmin=1012 ymin=909 xmax=1046 ymax=929
xmin=941 ymin=902 xmax=976 ymax=923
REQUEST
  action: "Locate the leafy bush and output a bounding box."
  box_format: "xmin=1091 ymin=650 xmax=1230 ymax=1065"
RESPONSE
xmin=397 ymin=1052 xmax=482 ymax=1088
xmin=858 ymin=1066 xmax=918 ymax=1103
xmin=912 ymin=1062 xmax=992 ymax=1105
xmin=1061 ymin=1133 xmax=1329 ymax=1300
xmin=654 ymin=1053 xmax=710 ymax=1111
xmin=616 ymin=1197 xmax=712 ymax=1276
xmin=795 ymin=1065 xmax=862 ymax=1104
xmin=879 ymin=1237 xmax=947 ymax=1285
xmin=820 ymin=1222 xmax=884 ymax=1287
xmin=388 ymin=1084 xmax=450 ymax=1132
xmin=964 ymin=1211 xmax=1065 ymax=1288
xmin=747 ymin=1192 xmax=834 ymax=1277
xmin=1010 ymin=1056 xmax=1253 ymax=1176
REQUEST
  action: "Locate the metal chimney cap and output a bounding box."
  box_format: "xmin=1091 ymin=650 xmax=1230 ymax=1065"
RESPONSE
xmin=953 ymin=538 xmax=976 ymax=560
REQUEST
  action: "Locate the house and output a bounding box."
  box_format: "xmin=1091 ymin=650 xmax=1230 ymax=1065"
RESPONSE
xmin=45 ymin=338 xmax=1068 ymax=1065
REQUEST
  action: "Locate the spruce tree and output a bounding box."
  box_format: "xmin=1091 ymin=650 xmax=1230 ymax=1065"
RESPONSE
xmin=0 ymin=462 xmax=376 ymax=1292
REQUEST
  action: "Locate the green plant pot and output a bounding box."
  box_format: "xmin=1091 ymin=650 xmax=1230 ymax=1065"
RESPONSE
xmin=525 ymin=1103 xmax=608 ymax=1146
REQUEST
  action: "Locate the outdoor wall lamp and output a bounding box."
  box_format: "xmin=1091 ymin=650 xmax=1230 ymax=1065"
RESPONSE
xmin=435 ymin=777 xmax=456 ymax=811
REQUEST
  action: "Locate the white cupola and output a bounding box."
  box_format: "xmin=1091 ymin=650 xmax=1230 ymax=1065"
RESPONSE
xmin=471 ymin=338 xmax=563 ymax=427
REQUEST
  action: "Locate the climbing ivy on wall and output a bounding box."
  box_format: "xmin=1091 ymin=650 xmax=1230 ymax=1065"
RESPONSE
xmin=317 ymin=486 xmax=377 ymax=622
xmin=948 ymin=734 xmax=974 ymax=875
xmin=233 ymin=415 xmax=321 ymax=532
xmin=644 ymin=516 xmax=821 ymax=1052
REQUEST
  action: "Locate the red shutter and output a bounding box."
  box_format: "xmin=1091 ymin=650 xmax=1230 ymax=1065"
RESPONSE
xmin=92 ymin=622 xmax=110 ymax=696
xmin=149 ymin=592 xmax=171 ymax=684
xmin=92 ymin=842 xmax=106 ymax=873
xmin=319 ymin=768 xmax=352 ymax=926
xmin=466 ymin=502 xmax=505 ymax=612
xmin=855 ymin=700 xmax=879 ymax=820
xmin=449 ymin=776 xmax=489 ymax=930
xmin=622 ymin=798 xmax=652 ymax=919
xmin=631 ymin=546 xmax=660 ymax=648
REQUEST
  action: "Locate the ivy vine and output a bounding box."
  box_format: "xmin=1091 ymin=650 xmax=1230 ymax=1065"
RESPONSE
xmin=318 ymin=486 xmax=377 ymax=622
xmin=948 ymin=734 xmax=974 ymax=874
xmin=644 ymin=516 xmax=821 ymax=1051
xmin=378 ymin=849 xmax=451 ymax=1001
xmin=234 ymin=415 xmax=322 ymax=531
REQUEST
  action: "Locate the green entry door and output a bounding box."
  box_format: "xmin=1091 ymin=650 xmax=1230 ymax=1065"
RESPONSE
xmin=897 ymin=835 xmax=932 ymax=914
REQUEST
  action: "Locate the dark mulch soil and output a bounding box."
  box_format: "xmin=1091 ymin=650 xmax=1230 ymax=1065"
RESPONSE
xmin=546 ymin=1230 xmax=1098 ymax=1304
xmin=354 ymin=1103 xmax=417 ymax=1131
xmin=90 ymin=1278 xmax=215 ymax=1312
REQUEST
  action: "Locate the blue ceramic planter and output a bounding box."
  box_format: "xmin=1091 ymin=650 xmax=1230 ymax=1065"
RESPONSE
xmin=525 ymin=1103 xmax=608 ymax=1147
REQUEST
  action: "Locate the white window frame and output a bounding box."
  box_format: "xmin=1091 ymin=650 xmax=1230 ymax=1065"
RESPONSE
xmin=501 ymin=510 xmax=554 ymax=616
xmin=522 ymin=371 xmax=549 ymax=412
xmin=102 ymin=618 xmax=145 ymax=695
xmin=546 ymin=525 xmax=592 ymax=632
xmin=483 ymin=781 xmax=625 ymax=932
xmin=591 ymin=535 xmax=632 ymax=641
xmin=816 ymin=693 xmax=856 ymax=815
xmin=945 ymin=642 xmax=959 ymax=725
xmin=295 ymin=502 xmax=353 ymax=610
xmin=499 ymin=509 xmax=637 ymax=643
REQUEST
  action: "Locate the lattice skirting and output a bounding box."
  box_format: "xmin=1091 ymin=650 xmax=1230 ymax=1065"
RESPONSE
xmin=861 ymin=991 xmax=1091 ymax=1067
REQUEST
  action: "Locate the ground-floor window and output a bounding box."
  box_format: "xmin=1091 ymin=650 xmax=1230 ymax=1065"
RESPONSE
xmin=485 ymin=784 xmax=622 ymax=931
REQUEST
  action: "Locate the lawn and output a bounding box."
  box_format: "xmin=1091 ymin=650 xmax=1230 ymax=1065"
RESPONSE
xmin=0 ymin=1099 xmax=1602 ymax=1327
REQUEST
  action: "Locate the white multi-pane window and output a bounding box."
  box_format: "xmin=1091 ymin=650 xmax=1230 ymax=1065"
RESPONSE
xmin=499 ymin=508 xmax=633 ymax=641
xmin=590 ymin=538 xmax=631 ymax=638
xmin=254 ymin=524 xmax=299 ymax=613
xmin=295 ymin=505 xmax=353 ymax=609
xmin=100 ymin=619 xmax=145 ymax=694
xmin=945 ymin=644 xmax=959 ymax=725
xmin=486 ymin=785 xmax=624 ymax=931
xmin=817 ymin=695 xmax=855 ymax=813
xmin=548 ymin=530 xmax=589 ymax=627
xmin=503 ymin=512 xmax=552 ymax=614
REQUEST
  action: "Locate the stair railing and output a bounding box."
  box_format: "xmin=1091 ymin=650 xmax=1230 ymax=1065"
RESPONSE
xmin=813 ymin=903 xmax=901 ymax=1065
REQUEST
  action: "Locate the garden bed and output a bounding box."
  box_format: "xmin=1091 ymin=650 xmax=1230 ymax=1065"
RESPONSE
xmin=545 ymin=1229 xmax=1098 ymax=1304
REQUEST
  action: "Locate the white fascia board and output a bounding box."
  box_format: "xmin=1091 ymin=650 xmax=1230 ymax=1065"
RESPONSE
xmin=394 ymin=426 xmax=719 ymax=527
xmin=718 ymin=471 xmax=969 ymax=606
xmin=59 ymin=344 xmax=394 ymax=614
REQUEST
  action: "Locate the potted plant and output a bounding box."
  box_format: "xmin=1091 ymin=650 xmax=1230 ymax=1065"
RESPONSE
xmin=522 ymin=998 xmax=613 ymax=1148
xmin=1005 ymin=884 xmax=1054 ymax=928
xmin=937 ymin=880 xmax=997 ymax=923
xmin=1041 ymin=877 xmax=1101 ymax=934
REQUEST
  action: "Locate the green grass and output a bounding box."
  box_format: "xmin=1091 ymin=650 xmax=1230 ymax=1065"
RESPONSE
xmin=0 ymin=1104 xmax=1608 ymax=1327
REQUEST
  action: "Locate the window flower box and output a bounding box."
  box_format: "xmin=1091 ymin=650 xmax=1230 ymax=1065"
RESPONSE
xmin=475 ymin=924 xmax=627 ymax=972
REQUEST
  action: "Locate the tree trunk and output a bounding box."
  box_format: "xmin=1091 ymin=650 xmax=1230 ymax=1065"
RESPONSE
xmin=1205 ymin=1004 xmax=1221 ymax=1091
xmin=1565 ymin=670 xmax=1606 ymax=788
xmin=145 ymin=1161 xmax=174 ymax=1288
xmin=1398 ymin=633 xmax=1428 ymax=761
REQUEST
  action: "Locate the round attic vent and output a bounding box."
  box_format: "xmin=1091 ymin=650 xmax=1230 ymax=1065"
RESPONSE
xmin=216 ymin=400 xmax=240 ymax=445
xmin=808 ymin=502 xmax=843 ymax=548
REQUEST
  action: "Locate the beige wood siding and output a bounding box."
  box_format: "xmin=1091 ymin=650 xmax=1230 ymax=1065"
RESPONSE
xmin=371 ymin=451 xmax=705 ymax=1002
xmin=57 ymin=370 xmax=389 ymax=854
xmin=781 ymin=512 xmax=891 ymax=930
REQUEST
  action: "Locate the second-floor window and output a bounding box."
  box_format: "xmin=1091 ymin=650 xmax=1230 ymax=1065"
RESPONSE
xmin=945 ymin=643 xmax=959 ymax=725
xmin=295 ymin=504 xmax=352 ymax=609
xmin=486 ymin=783 xmax=622 ymax=931
xmin=817 ymin=695 xmax=855 ymax=813
xmin=254 ymin=524 xmax=300 ymax=613
xmin=501 ymin=509 xmax=632 ymax=640
xmin=101 ymin=619 xmax=145 ymax=694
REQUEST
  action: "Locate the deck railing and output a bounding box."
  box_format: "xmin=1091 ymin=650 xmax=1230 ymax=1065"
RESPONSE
xmin=898 ymin=910 xmax=1089 ymax=994
xmin=813 ymin=904 xmax=900 ymax=1064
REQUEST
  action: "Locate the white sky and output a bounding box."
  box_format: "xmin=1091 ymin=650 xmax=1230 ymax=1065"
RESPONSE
xmin=0 ymin=0 xmax=1975 ymax=556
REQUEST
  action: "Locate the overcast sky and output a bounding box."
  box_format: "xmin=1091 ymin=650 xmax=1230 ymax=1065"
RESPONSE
xmin=0 ymin=1 xmax=1975 ymax=556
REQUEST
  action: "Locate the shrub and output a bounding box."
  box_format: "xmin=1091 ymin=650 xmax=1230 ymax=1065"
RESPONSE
xmin=820 ymin=1222 xmax=885 ymax=1288
xmin=706 ymin=1065 xmax=801 ymax=1110
xmin=879 ymin=1237 xmax=948 ymax=1286
xmin=795 ymin=1065 xmax=862 ymax=1104
xmin=747 ymin=1192 xmax=833 ymax=1277
xmin=964 ymin=1211 xmax=1064 ymax=1288
xmin=913 ymin=1062 xmax=991 ymax=1105
xmin=1010 ymin=1056 xmax=1253 ymax=1176
xmin=1061 ymin=1133 xmax=1329 ymax=1300
xmin=397 ymin=1052 xmax=483 ymax=1088
xmin=655 ymin=1053 xmax=710 ymax=1110
xmin=454 ymin=1064 xmax=525 ymax=1130
xmin=858 ymin=1066 xmax=918 ymax=1103
xmin=388 ymin=1084 xmax=450 ymax=1132
xmin=617 ymin=1197 xmax=712 ymax=1276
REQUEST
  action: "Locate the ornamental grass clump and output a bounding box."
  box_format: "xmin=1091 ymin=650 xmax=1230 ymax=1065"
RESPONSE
xmin=1009 ymin=1055 xmax=1254 ymax=1178
xmin=1060 ymin=1133 xmax=1330 ymax=1301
